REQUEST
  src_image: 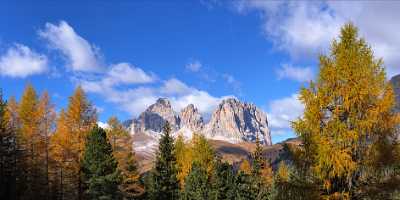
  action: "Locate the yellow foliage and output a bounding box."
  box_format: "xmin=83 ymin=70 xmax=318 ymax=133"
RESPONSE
xmin=239 ymin=159 xmax=251 ymax=174
xmin=292 ymin=23 xmax=400 ymax=198
xmin=175 ymin=133 xmax=215 ymax=187
xmin=106 ymin=116 xmax=143 ymax=197
xmin=277 ymin=162 xmax=289 ymax=182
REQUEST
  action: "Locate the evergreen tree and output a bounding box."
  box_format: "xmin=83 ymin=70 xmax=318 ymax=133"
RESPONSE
xmin=271 ymin=162 xmax=319 ymax=200
xmin=235 ymin=171 xmax=255 ymax=200
xmin=82 ymin=126 xmax=121 ymax=200
xmin=182 ymin=162 xmax=211 ymax=200
xmin=251 ymin=135 xmax=263 ymax=176
xmin=250 ymin=135 xmax=272 ymax=200
xmin=292 ymin=23 xmax=400 ymax=198
xmin=210 ymin=160 xmax=236 ymax=200
xmin=147 ymin=121 xmax=179 ymax=200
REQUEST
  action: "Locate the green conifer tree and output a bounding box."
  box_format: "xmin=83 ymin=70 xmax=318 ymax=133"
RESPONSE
xmin=82 ymin=126 xmax=121 ymax=200
xmin=182 ymin=162 xmax=211 ymax=200
xmin=210 ymin=160 xmax=236 ymax=200
xmin=235 ymin=171 xmax=255 ymax=200
xmin=147 ymin=121 xmax=179 ymax=200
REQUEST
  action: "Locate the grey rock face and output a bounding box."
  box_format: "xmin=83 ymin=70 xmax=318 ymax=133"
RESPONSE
xmin=179 ymin=104 xmax=204 ymax=131
xmin=128 ymin=97 xmax=272 ymax=146
xmin=136 ymin=98 xmax=180 ymax=133
xmin=204 ymin=98 xmax=272 ymax=145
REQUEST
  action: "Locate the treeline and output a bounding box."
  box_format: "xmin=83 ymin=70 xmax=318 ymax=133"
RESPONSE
xmin=0 ymin=85 xmax=143 ymax=200
xmin=1 ymin=23 xmax=400 ymax=200
xmin=0 ymin=84 xmax=278 ymax=200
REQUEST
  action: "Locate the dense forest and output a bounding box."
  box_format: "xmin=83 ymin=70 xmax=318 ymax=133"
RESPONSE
xmin=1 ymin=24 xmax=400 ymax=200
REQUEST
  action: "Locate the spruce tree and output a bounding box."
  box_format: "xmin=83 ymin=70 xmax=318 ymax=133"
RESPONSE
xmin=250 ymin=135 xmax=272 ymax=200
xmin=210 ymin=160 xmax=236 ymax=200
xmin=147 ymin=121 xmax=179 ymax=200
xmin=82 ymin=126 xmax=121 ymax=200
xmin=235 ymin=171 xmax=255 ymax=200
xmin=182 ymin=162 xmax=211 ymax=200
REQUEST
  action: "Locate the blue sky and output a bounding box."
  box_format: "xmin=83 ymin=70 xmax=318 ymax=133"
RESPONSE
xmin=1 ymin=1 xmax=400 ymax=143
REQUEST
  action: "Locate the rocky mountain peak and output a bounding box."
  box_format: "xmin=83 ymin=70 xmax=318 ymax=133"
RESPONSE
xmin=155 ymin=98 xmax=171 ymax=107
xmin=179 ymin=104 xmax=203 ymax=131
xmin=136 ymin=98 xmax=180 ymax=133
xmin=204 ymin=98 xmax=271 ymax=145
xmin=129 ymin=97 xmax=272 ymax=152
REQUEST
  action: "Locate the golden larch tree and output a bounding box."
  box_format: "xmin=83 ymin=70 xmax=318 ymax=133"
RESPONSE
xmin=106 ymin=116 xmax=144 ymax=198
xmin=50 ymin=86 xmax=97 ymax=200
xmin=292 ymin=23 xmax=400 ymax=199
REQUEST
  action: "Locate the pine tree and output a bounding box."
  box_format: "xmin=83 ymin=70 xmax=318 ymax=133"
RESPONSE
xmin=106 ymin=116 xmax=144 ymax=198
xmin=182 ymin=162 xmax=211 ymax=200
xmin=147 ymin=121 xmax=179 ymax=200
xmin=210 ymin=160 xmax=236 ymax=200
xmin=250 ymin=135 xmax=272 ymax=200
xmin=82 ymin=126 xmax=121 ymax=200
xmin=235 ymin=171 xmax=255 ymax=200
xmin=292 ymin=23 xmax=400 ymax=198
xmin=251 ymin=135 xmax=263 ymax=176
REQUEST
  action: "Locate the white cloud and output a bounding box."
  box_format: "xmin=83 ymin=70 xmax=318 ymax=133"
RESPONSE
xmin=185 ymin=60 xmax=202 ymax=72
xmin=77 ymin=62 xmax=156 ymax=93
xmin=236 ymin=1 xmax=400 ymax=77
xmin=0 ymin=43 xmax=48 ymax=78
xmin=39 ymin=21 xmax=103 ymax=72
xmin=276 ymin=64 xmax=313 ymax=82
xmin=161 ymin=78 xmax=193 ymax=95
xmin=77 ymin=75 xmax=232 ymax=118
xmin=266 ymin=94 xmax=304 ymax=135
xmin=104 ymin=63 xmax=156 ymax=85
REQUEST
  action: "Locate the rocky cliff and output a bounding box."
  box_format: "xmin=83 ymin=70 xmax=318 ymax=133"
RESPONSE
xmin=204 ymin=98 xmax=271 ymax=145
xmin=128 ymin=97 xmax=271 ymax=146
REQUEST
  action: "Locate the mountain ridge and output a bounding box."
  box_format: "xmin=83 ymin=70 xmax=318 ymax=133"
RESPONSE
xmin=127 ymin=97 xmax=272 ymax=154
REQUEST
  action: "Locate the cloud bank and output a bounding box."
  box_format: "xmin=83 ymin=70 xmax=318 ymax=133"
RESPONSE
xmin=236 ymin=0 xmax=400 ymax=77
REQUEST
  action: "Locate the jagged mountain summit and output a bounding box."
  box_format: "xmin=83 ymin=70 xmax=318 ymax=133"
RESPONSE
xmin=128 ymin=97 xmax=272 ymax=146
xmin=204 ymin=98 xmax=271 ymax=145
